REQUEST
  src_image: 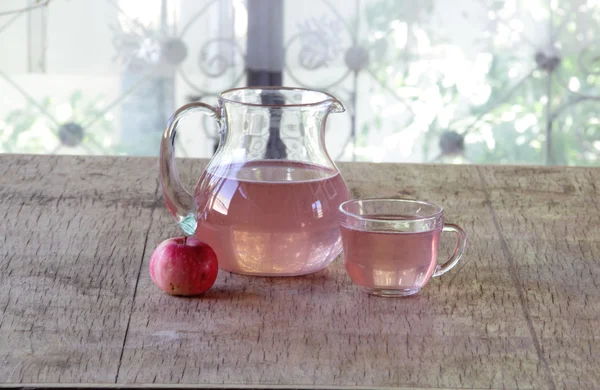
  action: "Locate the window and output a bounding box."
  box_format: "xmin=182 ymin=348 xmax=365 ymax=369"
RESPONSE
xmin=1 ymin=0 xmax=599 ymax=165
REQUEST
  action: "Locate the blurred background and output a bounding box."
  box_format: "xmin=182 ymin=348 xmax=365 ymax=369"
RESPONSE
xmin=1 ymin=0 xmax=600 ymax=165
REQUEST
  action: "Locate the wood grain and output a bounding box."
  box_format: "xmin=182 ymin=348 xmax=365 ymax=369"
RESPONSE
xmin=117 ymin=161 xmax=543 ymax=389
xmin=2 ymin=155 xmax=598 ymax=389
xmin=0 ymin=155 xmax=158 ymax=383
xmin=479 ymin=166 xmax=600 ymax=390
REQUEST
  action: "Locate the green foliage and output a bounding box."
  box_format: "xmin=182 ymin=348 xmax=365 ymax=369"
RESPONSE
xmin=364 ymin=0 xmax=433 ymax=31
xmin=1 ymin=91 xmax=115 ymax=154
xmin=361 ymin=0 xmax=600 ymax=165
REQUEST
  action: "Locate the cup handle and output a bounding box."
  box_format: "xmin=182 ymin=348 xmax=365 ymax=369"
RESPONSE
xmin=432 ymin=223 xmax=467 ymax=278
xmin=159 ymin=102 xmax=221 ymax=236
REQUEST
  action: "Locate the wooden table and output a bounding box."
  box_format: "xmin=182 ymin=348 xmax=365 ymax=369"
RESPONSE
xmin=1 ymin=155 xmax=598 ymax=390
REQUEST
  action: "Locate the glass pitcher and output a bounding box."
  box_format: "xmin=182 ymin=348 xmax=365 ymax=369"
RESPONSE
xmin=160 ymin=87 xmax=350 ymax=276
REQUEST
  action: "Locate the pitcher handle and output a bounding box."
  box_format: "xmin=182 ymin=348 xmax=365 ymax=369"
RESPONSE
xmin=159 ymin=102 xmax=221 ymax=236
xmin=432 ymin=223 xmax=467 ymax=277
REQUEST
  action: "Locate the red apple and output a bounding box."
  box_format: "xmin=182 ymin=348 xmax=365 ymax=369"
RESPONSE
xmin=149 ymin=237 xmax=218 ymax=296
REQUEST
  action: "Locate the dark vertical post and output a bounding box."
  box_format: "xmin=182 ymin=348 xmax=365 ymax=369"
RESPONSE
xmin=246 ymin=0 xmax=284 ymax=86
xmin=246 ymin=0 xmax=286 ymax=159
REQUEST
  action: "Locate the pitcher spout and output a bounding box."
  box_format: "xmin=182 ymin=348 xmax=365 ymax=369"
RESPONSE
xmin=323 ymin=97 xmax=345 ymax=114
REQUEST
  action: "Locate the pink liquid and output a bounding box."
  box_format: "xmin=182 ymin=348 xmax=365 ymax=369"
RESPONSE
xmin=341 ymin=220 xmax=440 ymax=293
xmin=193 ymin=160 xmax=350 ymax=276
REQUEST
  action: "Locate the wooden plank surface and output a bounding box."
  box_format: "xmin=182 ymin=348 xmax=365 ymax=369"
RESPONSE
xmin=0 ymin=155 xmax=158 ymax=383
xmin=118 ymin=161 xmax=543 ymax=389
xmin=479 ymin=166 xmax=600 ymax=390
xmin=0 ymin=155 xmax=598 ymax=389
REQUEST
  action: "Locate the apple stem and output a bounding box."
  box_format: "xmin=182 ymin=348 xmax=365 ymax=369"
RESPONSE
xmin=184 ymin=236 xmax=188 ymax=245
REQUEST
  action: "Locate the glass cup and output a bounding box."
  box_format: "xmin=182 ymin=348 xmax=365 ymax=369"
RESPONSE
xmin=339 ymin=199 xmax=467 ymax=297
